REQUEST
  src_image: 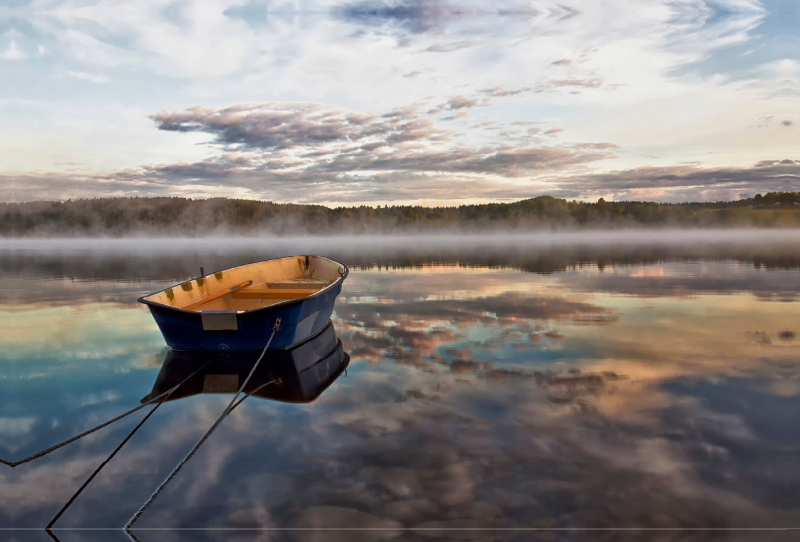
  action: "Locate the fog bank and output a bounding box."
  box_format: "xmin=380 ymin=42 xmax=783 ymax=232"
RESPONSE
xmin=3 ymin=230 xmax=800 ymax=284
xmin=2 ymin=229 xmax=800 ymax=254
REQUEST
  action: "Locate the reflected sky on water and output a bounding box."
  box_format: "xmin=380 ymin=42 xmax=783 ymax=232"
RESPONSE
xmin=1 ymin=234 xmax=799 ymax=540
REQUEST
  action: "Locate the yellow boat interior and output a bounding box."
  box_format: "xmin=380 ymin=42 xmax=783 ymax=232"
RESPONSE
xmin=141 ymin=255 xmax=343 ymax=313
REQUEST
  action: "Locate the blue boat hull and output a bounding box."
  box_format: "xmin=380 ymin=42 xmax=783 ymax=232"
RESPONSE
xmin=146 ymin=280 xmax=343 ymax=351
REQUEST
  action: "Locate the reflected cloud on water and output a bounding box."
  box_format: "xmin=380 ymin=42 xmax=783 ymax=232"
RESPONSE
xmin=1 ymin=322 xmax=351 ymax=529
xmin=1 ymin=239 xmax=799 ymax=536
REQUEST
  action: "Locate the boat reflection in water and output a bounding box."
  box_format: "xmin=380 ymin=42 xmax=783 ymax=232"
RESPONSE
xmin=40 ymin=322 xmax=349 ymax=530
xmin=143 ymin=320 xmax=349 ymax=405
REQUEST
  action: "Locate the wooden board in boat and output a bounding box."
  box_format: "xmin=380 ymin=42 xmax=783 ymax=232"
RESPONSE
xmin=231 ymin=288 xmax=321 ymax=300
xmin=266 ymin=278 xmax=330 ymax=289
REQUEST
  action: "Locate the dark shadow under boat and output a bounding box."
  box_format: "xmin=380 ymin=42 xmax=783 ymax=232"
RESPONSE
xmin=142 ymin=320 xmax=349 ymax=405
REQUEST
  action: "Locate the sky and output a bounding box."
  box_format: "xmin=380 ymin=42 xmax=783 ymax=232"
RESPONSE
xmin=0 ymin=0 xmax=798 ymax=205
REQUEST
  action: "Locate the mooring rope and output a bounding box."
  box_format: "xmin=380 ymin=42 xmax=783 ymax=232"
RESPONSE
xmin=125 ymin=318 xmax=282 ymax=530
xmin=10 ymin=359 xmax=216 ymax=468
xmin=229 ymin=377 xmax=281 ymax=412
xmin=47 ymin=393 xmax=171 ymax=529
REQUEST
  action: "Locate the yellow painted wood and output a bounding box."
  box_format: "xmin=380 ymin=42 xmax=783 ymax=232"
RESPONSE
xmin=266 ymin=279 xmax=330 ymax=289
xmin=142 ymin=256 xmax=343 ymax=310
xmin=231 ymin=288 xmax=318 ymax=300
xmin=183 ymin=280 xmax=253 ymax=310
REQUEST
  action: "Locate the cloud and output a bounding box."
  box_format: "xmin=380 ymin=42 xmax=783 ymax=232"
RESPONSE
xmin=572 ymin=142 xmax=618 ymax=149
xmin=480 ymin=86 xmax=531 ymax=97
xmin=424 ymin=38 xmax=485 ymax=52
xmin=333 ymin=1 xmax=540 ymax=42
xmin=756 ymin=115 xmax=774 ymax=128
xmin=4 ymin=0 xmax=794 ymax=209
xmin=333 ymin=0 xmax=476 ymax=35
xmin=33 ymin=100 xmax=609 ymax=204
xmin=443 ymin=95 xmax=478 ymax=109
xmin=0 ymin=169 xmax=524 ymax=204
xmin=148 ymin=103 xmax=608 ymax=176
xmin=554 ymin=160 xmax=800 ymax=202
xmin=151 ymin=103 xmax=451 ymax=151
xmin=67 ymin=71 xmax=110 ymax=83
xmin=441 ymin=111 xmax=469 ymax=121
xmin=310 ymin=145 xmax=606 ymax=177
xmin=223 ymin=1 xmax=270 ymax=27
xmin=4 ymin=154 xmax=798 ymax=206
xmin=547 ymin=78 xmax=603 ymax=88
xmin=1 ymin=40 xmax=27 ymax=60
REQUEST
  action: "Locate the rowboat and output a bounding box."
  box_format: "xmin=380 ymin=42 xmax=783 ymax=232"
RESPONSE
xmin=139 ymin=255 xmax=348 ymax=351
xmin=142 ymin=320 xmax=349 ymax=404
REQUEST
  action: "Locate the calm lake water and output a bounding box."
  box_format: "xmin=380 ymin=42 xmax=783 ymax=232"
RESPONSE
xmin=2 ymin=233 xmax=800 ymax=541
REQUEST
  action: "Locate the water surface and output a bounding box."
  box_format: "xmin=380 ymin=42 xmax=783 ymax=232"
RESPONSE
xmin=2 ymin=234 xmax=799 ymax=540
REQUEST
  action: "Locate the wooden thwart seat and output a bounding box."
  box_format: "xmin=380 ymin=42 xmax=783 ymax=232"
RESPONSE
xmin=231 ymin=288 xmax=319 ymax=300
xmin=183 ymin=280 xmax=252 ymax=311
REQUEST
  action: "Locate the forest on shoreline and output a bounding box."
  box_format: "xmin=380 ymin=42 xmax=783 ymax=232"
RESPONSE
xmin=3 ymin=192 xmax=800 ymax=236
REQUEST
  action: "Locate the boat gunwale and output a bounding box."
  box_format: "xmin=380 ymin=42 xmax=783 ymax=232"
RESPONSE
xmin=137 ymin=255 xmax=349 ymax=315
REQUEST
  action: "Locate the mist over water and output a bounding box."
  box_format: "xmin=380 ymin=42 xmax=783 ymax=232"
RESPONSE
xmin=4 ymin=229 xmax=800 ymax=282
xmin=2 ymin=233 xmax=800 ymax=539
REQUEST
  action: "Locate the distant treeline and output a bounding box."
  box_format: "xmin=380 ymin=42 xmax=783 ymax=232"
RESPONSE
xmin=3 ymin=192 xmax=800 ymax=236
